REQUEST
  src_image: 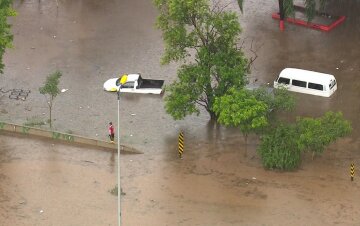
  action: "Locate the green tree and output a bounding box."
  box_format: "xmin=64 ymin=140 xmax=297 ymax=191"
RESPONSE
xmin=213 ymin=87 xmax=295 ymax=156
xmin=297 ymin=111 xmax=352 ymax=159
xmin=154 ymin=0 xmax=249 ymax=120
xmin=39 ymin=70 xmax=62 ymax=128
xmin=0 ymin=0 xmax=16 ymax=74
xmin=258 ymin=111 xmax=352 ymax=171
xmin=251 ymin=86 xmax=295 ymax=115
xmin=213 ymin=88 xmax=269 ymax=156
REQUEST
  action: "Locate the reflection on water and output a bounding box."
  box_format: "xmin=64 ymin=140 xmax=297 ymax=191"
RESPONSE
xmin=109 ymin=149 xmax=115 ymax=173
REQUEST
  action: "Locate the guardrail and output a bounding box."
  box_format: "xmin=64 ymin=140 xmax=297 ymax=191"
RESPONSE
xmin=0 ymin=121 xmax=143 ymax=154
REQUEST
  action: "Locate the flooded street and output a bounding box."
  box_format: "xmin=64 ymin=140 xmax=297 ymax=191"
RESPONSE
xmin=0 ymin=133 xmax=117 ymax=225
xmin=1 ymin=131 xmax=360 ymax=225
xmin=0 ymin=0 xmax=359 ymax=225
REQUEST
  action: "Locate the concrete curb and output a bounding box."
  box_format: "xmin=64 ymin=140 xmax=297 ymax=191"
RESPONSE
xmin=0 ymin=121 xmax=143 ymax=154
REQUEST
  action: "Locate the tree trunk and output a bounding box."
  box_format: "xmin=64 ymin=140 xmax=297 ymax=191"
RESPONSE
xmin=49 ymin=104 xmax=52 ymax=128
xmin=209 ymin=111 xmax=217 ymax=122
xmin=244 ymin=134 xmax=248 ymax=157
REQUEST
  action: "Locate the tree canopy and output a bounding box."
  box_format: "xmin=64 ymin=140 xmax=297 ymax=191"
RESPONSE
xmin=214 ymin=86 xmax=295 ymax=134
xmin=154 ymin=0 xmax=249 ymax=120
xmin=297 ymin=111 xmax=352 ymax=157
xmin=213 ymin=86 xmax=295 ymax=156
xmin=251 ymin=87 xmax=295 ymax=113
xmin=213 ymin=87 xmax=270 ymax=156
xmin=214 ymin=88 xmax=269 ymax=135
xmin=0 ymin=0 xmax=16 ymax=74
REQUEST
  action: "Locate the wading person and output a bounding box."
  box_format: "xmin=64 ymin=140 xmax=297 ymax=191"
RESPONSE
xmin=108 ymin=122 xmax=115 ymax=143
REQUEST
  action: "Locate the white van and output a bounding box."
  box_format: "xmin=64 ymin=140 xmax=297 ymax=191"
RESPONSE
xmin=273 ymin=68 xmax=337 ymax=97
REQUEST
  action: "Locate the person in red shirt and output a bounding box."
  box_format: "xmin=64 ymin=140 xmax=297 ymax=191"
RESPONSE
xmin=108 ymin=122 xmax=115 ymax=143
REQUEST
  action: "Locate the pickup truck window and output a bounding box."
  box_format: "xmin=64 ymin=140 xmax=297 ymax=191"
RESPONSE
xmin=122 ymin=82 xmax=134 ymax=88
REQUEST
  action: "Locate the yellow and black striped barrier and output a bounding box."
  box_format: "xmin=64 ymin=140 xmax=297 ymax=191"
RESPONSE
xmin=178 ymin=131 xmax=184 ymax=158
xmin=350 ymin=163 xmax=355 ymax=181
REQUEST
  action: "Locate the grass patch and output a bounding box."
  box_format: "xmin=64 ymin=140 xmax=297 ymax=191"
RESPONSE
xmin=24 ymin=117 xmax=46 ymax=127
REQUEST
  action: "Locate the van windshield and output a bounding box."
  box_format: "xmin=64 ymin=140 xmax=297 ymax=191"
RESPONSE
xmin=277 ymin=77 xmax=290 ymax=85
xmin=329 ymin=80 xmax=337 ymax=89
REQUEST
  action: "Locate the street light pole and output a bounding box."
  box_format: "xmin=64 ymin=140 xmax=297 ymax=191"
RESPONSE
xmin=117 ymin=90 xmax=121 ymax=226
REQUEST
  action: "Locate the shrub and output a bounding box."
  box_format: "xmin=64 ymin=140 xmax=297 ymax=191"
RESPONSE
xmin=258 ymin=123 xmax=301 ymax=170
xmin=258 ymin=111 xmax=352 ymax=171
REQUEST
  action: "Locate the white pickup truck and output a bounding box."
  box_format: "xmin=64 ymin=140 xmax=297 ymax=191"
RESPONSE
xmin=103 ymin=73 xmax=164 ymax=94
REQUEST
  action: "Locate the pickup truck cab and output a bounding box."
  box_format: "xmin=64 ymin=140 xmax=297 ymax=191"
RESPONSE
xmin=103 ymin=73 xmax=164 ymax=94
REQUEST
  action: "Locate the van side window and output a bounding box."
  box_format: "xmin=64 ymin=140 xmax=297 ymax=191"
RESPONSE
xmin=278 ymin=77 xmax=290 ymax=85
xmin=292 ymin=79 xmax=307 ymax=88
xmin=308 ymin=83 xmax=323 ymax=91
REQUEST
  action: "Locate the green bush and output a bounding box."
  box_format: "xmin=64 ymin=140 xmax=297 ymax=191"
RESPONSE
xmin=258 ymin=123 xmax=301 ymax=170
xmin=258 ymin=111 xmax=352 ymax=171
xmin=297 ymin=111 xmax=352 ymax=156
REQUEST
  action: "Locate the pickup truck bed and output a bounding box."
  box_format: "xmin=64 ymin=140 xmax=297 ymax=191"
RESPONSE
xmin=139 ymin=78 xmax=164 ymax=89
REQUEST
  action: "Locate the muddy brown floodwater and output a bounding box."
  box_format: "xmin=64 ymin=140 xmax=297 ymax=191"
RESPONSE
xmin=0 ymin=0 xmax=360 ymax=225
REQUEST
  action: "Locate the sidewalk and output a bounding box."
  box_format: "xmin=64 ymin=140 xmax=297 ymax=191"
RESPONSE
xmin=0 ymin=121 xmax=143 ymax=154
